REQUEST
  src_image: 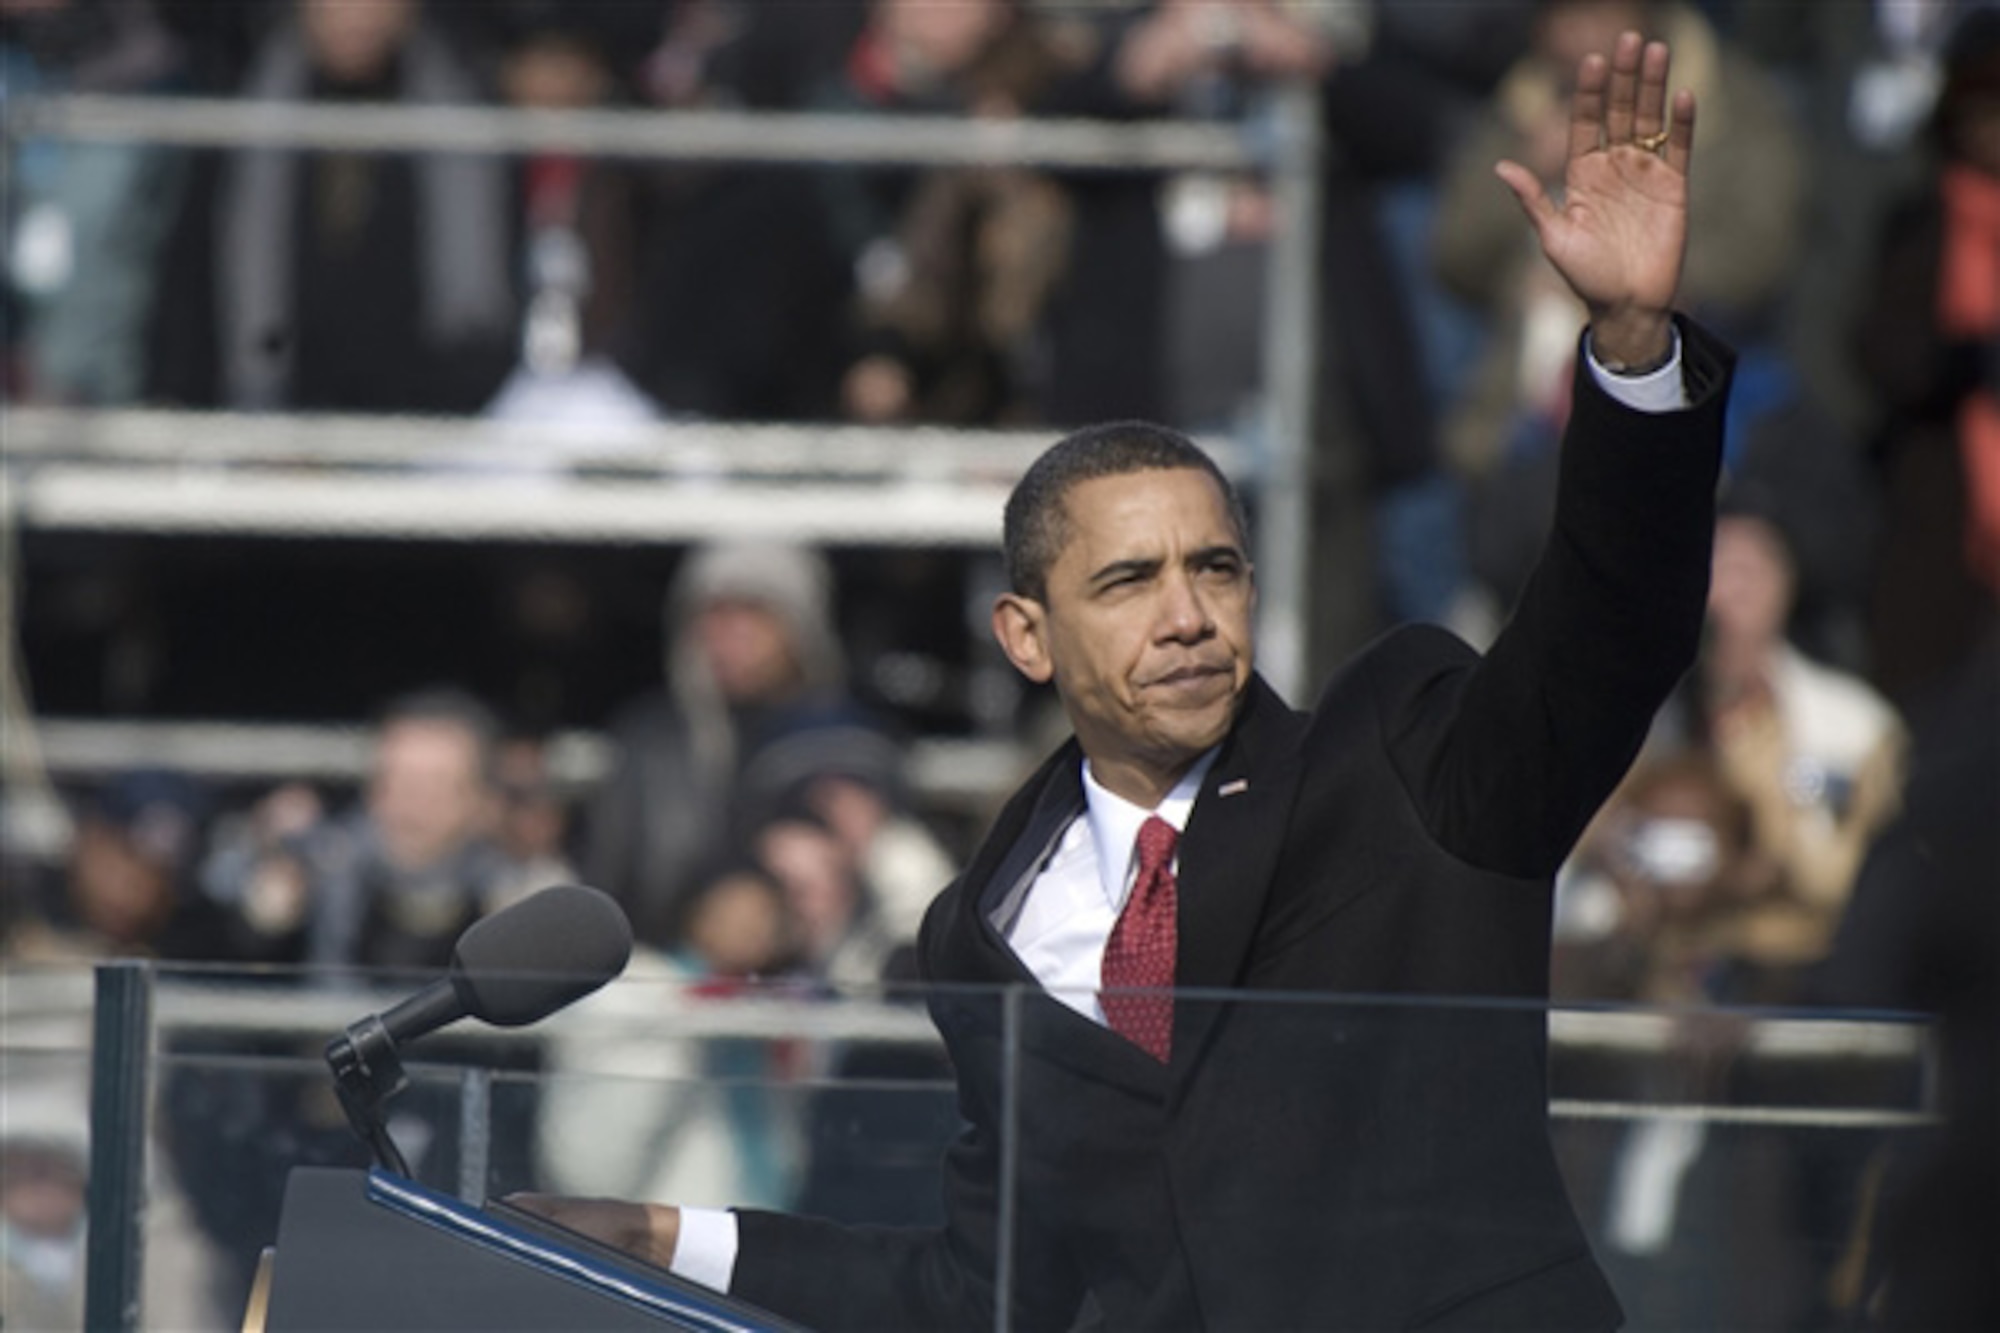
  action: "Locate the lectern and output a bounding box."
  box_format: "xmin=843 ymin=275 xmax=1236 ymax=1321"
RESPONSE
xmin=248 ymin=890 xmax=804 ymax=1329
xmin=259 ymin=1167 xmax=808 ymax=1332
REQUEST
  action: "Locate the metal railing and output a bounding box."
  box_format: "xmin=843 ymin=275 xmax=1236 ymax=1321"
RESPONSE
xmin=6 ymin=716 xmax=1026 ymax=810
xmin=0 ymin=961 xmax=1931 ymax=1098
xmin=0 ymin=408 xmax=1247 ymax=546
xmin=4 ymin=94 xmax=1262 ymax=170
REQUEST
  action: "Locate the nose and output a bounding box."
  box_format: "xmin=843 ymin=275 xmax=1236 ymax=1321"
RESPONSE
xmin=1156 ymin=569 xmax=1214 ymax=643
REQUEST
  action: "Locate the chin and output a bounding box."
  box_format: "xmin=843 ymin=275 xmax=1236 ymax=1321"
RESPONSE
xmin=1156 ymin=710 xmax=1235 ymax=761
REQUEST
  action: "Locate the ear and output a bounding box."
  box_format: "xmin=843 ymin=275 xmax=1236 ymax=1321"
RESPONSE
xmin=991 ymin=593 xmax=1054 ymax=685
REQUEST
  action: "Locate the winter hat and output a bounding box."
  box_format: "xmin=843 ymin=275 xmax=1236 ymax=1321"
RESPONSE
xmin=667 ymin=540 xmax=844 ymax=694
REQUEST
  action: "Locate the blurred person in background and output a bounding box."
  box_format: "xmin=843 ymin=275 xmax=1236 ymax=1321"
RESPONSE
xmin=1551 ymin=501 xmax=1908 ymax=1322
xmin=826 ymin=1 xmax=1333 ymax=431
xmin=1 ymin=767 xmax=223 ymax=963
xmin=1554 ymin=751 xmax=1768 ymax=1006
xmin=479 ymin=6 xmax=665 ymax=430
xmin=748 ymin=796 xmax=963 ymax=1231
xmin=0 ymin=0 xmax=188 ymax=404
xmin=199 ymin=686 xmax=512 ymax=970
xmin=484 ymin=730 xmax=580 ymax=912
xmin=4 ymin=1027 xmax=233 ymax=1332
xmin=1818 ymin=626 xmax=1999 ymax=1330
xmin=169 ymin=687 xmax=535 ymax=1319
xmin=1559 ymin=497 xmax=1906 ymax=1005
xmin=0 ymin=770 xmax=234 ymax=1330
xmin=829 ymin=0 xmax=1084 ymax=427
xmin=1725 ymin=0 xmax=1975 ymax=439
xmin=784 ymin=766 xmax=955 ymax=953
xmin=0 ymin=1135 xmax=87 ymax=1331
xmin=584 ymin=541 xmax=907 ymax=953
xmin=1553 ymin=751 xmax=1830 ymax=1329
xmin=1434 ymin=0 xmax=1803 ymax=619
xmin=3 ymin=1067 xmax=227 ymax=1333
xmin=1661 ymin=501 xmax=1907 ymax=1002
xmin=1855 ymin=4 xmax=2000 ymax=713
xmin=537 ymin=858 xmax=803 ymax=1214
xmin=1050 ymin=0 xmax=1332 ymax=429
xmin=606 ymin=1 xmax=854 ymax=421
xmin=1306 ymin=4 xmax=1530 ymax=644
xmin=753 ymin=806 xmax=901 ymax=991
xmin=147 ymin=0 xmax=516 ymax=413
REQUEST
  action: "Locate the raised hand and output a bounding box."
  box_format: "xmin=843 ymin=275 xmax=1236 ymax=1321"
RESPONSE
xmin=1493 ymin=31 xmax=1696 ymax=370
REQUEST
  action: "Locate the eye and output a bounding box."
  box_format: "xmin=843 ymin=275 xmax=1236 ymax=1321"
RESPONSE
xmin=1198 ymin=553 xmax=1245 ymax=581
xmin=1093 ymin=564 xmax=1154 ymax=595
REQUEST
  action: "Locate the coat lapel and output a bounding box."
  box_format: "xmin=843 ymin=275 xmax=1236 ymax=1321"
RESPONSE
xmin=933 ymin=739 xmax=1171 ymax=1098
xmin=929 ymin=679 xmax=1307 ymax=1100
xmin=1171 ymin=675 xmax=1307 ymax=1080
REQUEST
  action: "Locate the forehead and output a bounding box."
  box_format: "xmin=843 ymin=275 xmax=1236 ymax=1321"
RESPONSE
xmin=1054 ymin=468 xmax=1238 ymax=560
xmin=1638 ymin=772 xmax=1723 ymax=816
xmin=1713 ymin=515 xmax=1792 ymax=576
xmin=377 ymin=719 xmax=480 ymax=769
xmin=1715 ymin=514 xmax=1783 ymax=553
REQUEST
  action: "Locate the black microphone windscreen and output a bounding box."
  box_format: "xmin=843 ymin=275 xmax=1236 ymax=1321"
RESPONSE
xmin=450 ymin=884 xmax=633 ymax=1027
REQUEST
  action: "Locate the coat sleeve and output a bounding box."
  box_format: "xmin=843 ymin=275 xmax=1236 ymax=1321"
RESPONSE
xmin=725 ymin=883 xmax=1088 ymax=1333
xmin=728 ymin=1084 xmax=1085 ymax=1332
xmin=1371 ymin=316 xmax=1735 ymax=877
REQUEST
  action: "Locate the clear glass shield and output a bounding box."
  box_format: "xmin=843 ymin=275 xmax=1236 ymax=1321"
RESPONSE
xmin=0 ymin=965 xmax=1946 ymax=1331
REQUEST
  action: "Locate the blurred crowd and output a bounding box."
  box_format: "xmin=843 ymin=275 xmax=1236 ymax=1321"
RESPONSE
xmin=5 ymin=535 xmax=952 ymax=981
xmin=2 ymin=0 xmax=1993 ymax=691
xmin=3 ymin=534 xmax=968 ymax=1328
xmin=3 ymin=0 xmax=1998 ymax=1329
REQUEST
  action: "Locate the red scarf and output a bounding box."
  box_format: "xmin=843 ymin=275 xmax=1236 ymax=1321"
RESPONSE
xmin=1937 ymin=164 xmax=2000 ymax=591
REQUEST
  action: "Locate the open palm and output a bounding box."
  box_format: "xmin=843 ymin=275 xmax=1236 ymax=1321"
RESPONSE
xmin=1495 ymin=33 xmax=1696 ymax=365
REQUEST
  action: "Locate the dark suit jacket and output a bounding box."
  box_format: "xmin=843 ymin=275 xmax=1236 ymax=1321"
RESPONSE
xmin=732 ymin=321 xmax=1734 ymax=1331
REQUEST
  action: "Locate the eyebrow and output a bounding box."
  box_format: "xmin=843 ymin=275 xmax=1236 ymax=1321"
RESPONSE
xmin=1085 ymin=544 xmax=1245 ymax=589
xmin=1086 ymin=556 xmax=1160 ymax=589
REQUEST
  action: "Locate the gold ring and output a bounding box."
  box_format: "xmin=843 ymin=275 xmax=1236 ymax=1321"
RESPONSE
xmin=1634 ymin=129 xmax=1670 ymax=152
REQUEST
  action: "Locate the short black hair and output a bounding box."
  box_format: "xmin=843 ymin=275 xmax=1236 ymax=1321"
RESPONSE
xmin=1002 ymin=421 xmax=1248 ymax=601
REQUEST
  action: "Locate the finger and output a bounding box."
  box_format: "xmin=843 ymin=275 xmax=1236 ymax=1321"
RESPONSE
xmin=1664 ymin=87 xmax=1697 ymax=176
xmin=1494 ymin=159 xmax=1559 ymax=233
xmin=1633 ymin=39 xmax=1670 ymax=143
xmin=502 ymin=1192 xmax=559 ymax=1215
xmin=1569 ymin=52 xmax=1607 ymax=160
xmin=1605 ymin=30 xmax=1643 ymax=144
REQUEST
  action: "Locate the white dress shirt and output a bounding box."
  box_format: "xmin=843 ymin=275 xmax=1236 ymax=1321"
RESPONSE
xmin=666 ymin=333 xmax=1689 ymax=1292
xmin=995 ymin=751 xmax=1216 ymax=1020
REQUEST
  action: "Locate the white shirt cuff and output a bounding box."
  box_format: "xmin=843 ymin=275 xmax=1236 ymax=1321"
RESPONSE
xmin=1584 ymin=327 xmax=1688 ymax=413
xmin=669 ymin=1207 xmax=739 ymax=1292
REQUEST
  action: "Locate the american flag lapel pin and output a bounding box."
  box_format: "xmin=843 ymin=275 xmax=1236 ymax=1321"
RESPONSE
xmin=1218 ymin=778 xmax=1250 ymax=797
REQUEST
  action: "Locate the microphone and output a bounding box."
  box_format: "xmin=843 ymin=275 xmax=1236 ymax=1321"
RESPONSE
xmin=374 ymin=882 xmax=635 ymax=1046
xmin=325 ymin=884 xmax=633 ymax=1175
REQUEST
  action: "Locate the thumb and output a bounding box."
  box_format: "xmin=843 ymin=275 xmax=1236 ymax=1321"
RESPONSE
xmin=500 ymin=1192 xmax=559 ymax=1213
xmin=1493 ymin=159 xmax=1558 ymax=234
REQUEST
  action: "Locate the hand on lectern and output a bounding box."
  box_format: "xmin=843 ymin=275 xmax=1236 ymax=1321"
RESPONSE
xmin=503 ymin=1193 xmax=682 ymax=1269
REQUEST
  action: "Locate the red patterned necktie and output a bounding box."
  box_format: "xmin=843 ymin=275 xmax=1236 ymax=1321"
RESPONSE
xmin=1101 ymin=815 xmax=1179 ymax=1062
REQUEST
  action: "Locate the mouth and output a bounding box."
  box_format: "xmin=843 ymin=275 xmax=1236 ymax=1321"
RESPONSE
xmin=1146 ymin=664 xmax=1233 ymax=695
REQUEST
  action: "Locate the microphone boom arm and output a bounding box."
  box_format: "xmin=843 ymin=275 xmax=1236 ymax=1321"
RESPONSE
xmin=326 ymin=1015 xmax=414 ymax=1178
